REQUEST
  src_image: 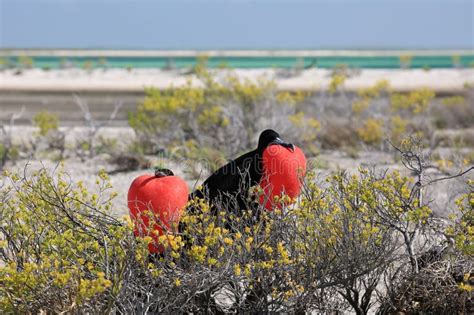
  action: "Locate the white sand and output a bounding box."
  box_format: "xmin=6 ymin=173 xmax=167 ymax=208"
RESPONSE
xmin=2 ymin=68 xmax=473 ymax=92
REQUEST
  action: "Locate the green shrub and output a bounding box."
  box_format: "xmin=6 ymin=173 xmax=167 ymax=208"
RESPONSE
xmin=33 ymin=111 xmax=59 ymax=136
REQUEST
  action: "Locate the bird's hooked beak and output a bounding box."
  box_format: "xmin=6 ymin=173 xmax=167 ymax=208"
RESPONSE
xmin=271 ymin=137 xmax=295 ymax=152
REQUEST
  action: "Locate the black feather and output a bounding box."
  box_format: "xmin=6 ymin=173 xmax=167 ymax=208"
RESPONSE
xmin=189 ymin=129 xmax=294 ymax=214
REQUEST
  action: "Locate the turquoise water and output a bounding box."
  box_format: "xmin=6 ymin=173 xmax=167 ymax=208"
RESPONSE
xmin=6 ymin=54 xmax=474 ymax=69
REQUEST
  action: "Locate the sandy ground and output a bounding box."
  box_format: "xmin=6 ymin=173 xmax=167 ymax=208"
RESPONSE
xmin=2 ymin=67 xmax=472 ymax=124
xmin=2 ymin=68 xmax=473 ymax=92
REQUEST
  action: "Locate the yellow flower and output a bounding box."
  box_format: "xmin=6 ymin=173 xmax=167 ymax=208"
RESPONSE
xmin=234 ymin=264 xmax=242 ymax=276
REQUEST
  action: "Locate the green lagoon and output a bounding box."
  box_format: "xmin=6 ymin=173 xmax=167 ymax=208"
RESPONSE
xmin=4 ymin=54 xmax=474 ymax=69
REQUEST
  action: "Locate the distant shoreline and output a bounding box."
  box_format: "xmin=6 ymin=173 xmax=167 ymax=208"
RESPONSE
xmin=1 ymin=68 xmax=473 ymax=93
xmin=1 ymin=49 xmax=473 ymax=57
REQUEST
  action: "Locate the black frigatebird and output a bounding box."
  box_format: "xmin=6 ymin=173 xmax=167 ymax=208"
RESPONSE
xmin=189 ymin=129 xmax=295 ymax=213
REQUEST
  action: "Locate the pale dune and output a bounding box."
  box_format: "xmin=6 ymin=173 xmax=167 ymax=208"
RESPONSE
xmin=1 ymin=68 xmax=473 ymax=92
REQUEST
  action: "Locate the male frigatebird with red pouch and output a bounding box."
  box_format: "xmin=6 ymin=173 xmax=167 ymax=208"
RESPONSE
xmin=189 ymin=129 xmax=295 ymax=213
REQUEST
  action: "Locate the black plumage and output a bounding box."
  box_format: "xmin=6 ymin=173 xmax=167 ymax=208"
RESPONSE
xmin=189 ymin=129 xmax=294 ymax=214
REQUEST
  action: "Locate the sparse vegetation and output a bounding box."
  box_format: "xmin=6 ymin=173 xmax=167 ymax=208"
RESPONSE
xmin=31 ymin=111 xmax=65 ymax=159
xmin=17 ymin=55 xmax=34 ymax=69
xmin=328 ymin=73 xmax=346 ymax=94
xmin=1 ymin=137 xmax=472 ymax=313
xmin=0 ymin=61 xmax=473 ymax=312
xmin=33 ymin=111 xmax=59 ymax=137
xmin=73 ymin=95 xmax=122 ymax=160
xmin=357 ymin=118 xmax=384 ymax=145
xmin=399 ymin=54 xmax=412 ymax=69
xmin=129 ymin=66 xmax=309 ymax=164
xmin=0 ymin=108 xmax=25 ymax=169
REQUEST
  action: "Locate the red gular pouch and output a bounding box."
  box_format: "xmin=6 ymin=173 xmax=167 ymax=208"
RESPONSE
xmin=127 ymin=169 xmax=189 ymax=253
xmin=259 ymin=145 xmax=307 ymax=211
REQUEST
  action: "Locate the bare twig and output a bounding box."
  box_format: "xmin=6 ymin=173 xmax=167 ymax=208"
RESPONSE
xmin=73 ymin=94 xmax=123 ymax=159
xmin=422 ymin=166 xmax=473 ymax=188
xmin=0 ymin=106 xmax=25 ymax=168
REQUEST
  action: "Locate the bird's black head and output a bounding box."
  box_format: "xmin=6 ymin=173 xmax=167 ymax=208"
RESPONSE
xmin=257 ymin=129 xmax=295 ymax=152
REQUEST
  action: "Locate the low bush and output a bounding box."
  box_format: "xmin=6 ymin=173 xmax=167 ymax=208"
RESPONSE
xmin=357 ymin=118 xmax=384 ymax=145
xmin=1 ymin=144 xmax=472 ymax=313
xmin=129 ymin=67 xmax=310 ymax=161
xmin=328 ymin=74 xmax=346 ymax=94
xmin=128 ymin=70 xmax=445 ymax=158
xmin=33 ymin=111 xmax=59 ymax=137
xmin=0 ymin=168 xmax=133 ymax=313
xmin=432 ymin=94 xmax=474 ymax=129
xmin=31 ymin=111 xmax=65 ymax=159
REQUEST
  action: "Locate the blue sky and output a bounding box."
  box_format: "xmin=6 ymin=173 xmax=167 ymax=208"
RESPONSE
xmin=1 ymin=0 xmax=473 ymax=49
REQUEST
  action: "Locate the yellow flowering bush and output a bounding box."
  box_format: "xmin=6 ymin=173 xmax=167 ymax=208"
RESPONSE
xmin=441 ymin=95 xmax=466 ymax=106
xmin=357 ymin=118 xmax=384 ymax=145
xmin=129 ymin=67 xmax=309 ymax=159
xmin=390 ymin=115 xmax=409 ymax=142
xmin=0 ymin=167 xmax=135 ymax=313
xmin=1 ymin=154 xmax=471 ymax=313
xmin=351 ymin=98 xmax=370 ymax=115
xmin=288 ymin=111 xmax=321 ymax=154
xmin=391 ymin=88 xmax=435 ymax=114
xmin=356 ymin=79 xmax=390 ymax=99
xmin=328 ymin=74 xmax=346 ymax=94
xmin=446 ymin=181 xmax=473 ymax=256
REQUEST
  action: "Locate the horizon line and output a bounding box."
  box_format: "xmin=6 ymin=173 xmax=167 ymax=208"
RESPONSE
xmin=1 ymin=48 xmax=473 ymax=57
